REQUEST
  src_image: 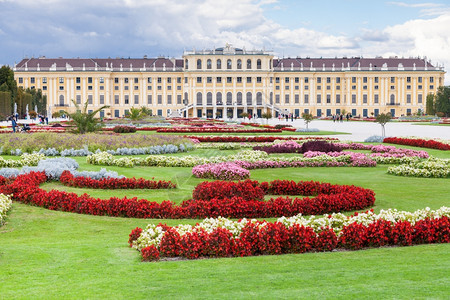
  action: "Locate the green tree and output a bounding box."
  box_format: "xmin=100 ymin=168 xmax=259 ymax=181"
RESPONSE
xmin=302 ymin=112 xmax=314 ymax=129
xmin=65 ymin=100 xmax=109 ymax=134
xmin=426 ymin=93 xmax=435 ymax=115
xmin=140 ymin=107 xmax=152 ymax=117
xmin=262 ymin=111 xmax=272 ymax=124
xmin=0 ymin=66 xmax=17 ymax=109
xmin=26 ymin=88 xmax=47 ymax=114
xmin=127 ymin=107 xmax=143 ymax=120
xmin=434 ymin=86 xmax=450 ymax=117
xmin=376 ymin=112 xmax=392 ymax=137
xmin=240 ymin=112 xmax=249 ymax=120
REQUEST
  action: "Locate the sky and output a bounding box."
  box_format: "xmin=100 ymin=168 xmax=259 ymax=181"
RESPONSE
xmin=1 ymin=0 xmax=449 ymax=83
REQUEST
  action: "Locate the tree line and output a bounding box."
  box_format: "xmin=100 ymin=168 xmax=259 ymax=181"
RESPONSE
xmin=0 ymin=66 xmax=47 ymax=119
xmin=426 ymin=86 xmax=450 ymax=117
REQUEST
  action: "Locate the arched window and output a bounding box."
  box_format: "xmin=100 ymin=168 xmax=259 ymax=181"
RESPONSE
xmin=216 ymin=59 xmax=222 ymax=69
xmin=185 ymin=59 xmax=189 ymax=70
xmin=246 ymin=92 xmax=252 ymax=105
xmin=237 ymin=59 xmax=242 ymax=69
xmin=196 ymin=92 xmax=202 ymax=105
xmin=197 ymin=59 xmax=202 ymax=70
xmin=247 ymin=59 xmax=252 ymax=69
xmin=237 ymin=92 xmax=242 ymax=105
xmin=226 ymin=92 xmax=232 ymax=105
xmin=227 ymin=59 xmax=232 ymax=69
xmin=207 ymin=92 xmax=213 ymax=106
xmin=207 ymin=59 xmax=212 ymax=69
xmin=184 ymin=92 xmax=188 ymax=105
xmin=216 ymin=92 xmax=222 ymax=105
xmin=59 ymin=95 xmax=64 ymax=106
xmin=257 ymin=59 xmax=261 ymax=70
xmin=390 ymin=94 xmax=395 ymax=104
xmin=256 ymin=92 xmax=262 ymax=105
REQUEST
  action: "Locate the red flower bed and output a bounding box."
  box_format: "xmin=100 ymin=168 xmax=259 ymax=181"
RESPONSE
xmin=133 ymin=216 xmax=450 ymax=260
xmin=60 ymin=171 xmax=176 ymax=189
xmin=0 ymin=174 xmax=375 ymax=219
xmin=185 ymin=136 xmax=338 ymax=143
xmin=157 ymin=127 xmax=282 ymax=133
xmin=383 ymin=137 xmax=450 ymax=151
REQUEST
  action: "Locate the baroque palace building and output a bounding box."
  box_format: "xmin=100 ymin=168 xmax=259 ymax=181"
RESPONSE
xmin=13 ymin=44 xmax=445 ymax=119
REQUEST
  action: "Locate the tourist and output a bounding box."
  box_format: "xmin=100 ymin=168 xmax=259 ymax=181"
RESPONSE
xmin=10 ymin=116 xmax=17 ymax=133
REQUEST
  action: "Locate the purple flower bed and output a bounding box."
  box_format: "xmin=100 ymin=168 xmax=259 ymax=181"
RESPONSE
xmin=253 ymin=141 xmax=302 ymax=154
xmin=300 ymin=140 xmax=343 ymax=153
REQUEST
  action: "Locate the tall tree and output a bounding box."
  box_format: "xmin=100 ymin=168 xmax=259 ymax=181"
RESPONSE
xmin=425 ymin=93 xmax=435 ymax=115
xmin=302 ymin=112 xmax=314 ymax=130
xmin=434 ymin=86 xmax=450 ymax=117
xmin=0 ymin=66 xmax=17 ymax=110
xmin=26 ymin=88 xmax=47 ymax=114
xmin=376 ymin=112 xmax=392 ymax=137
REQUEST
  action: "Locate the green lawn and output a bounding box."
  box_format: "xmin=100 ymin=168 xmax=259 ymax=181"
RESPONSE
xmin=0 ymin=145 xmax=449 ymax=299
xmin=411 ymin=122 xmax=450 ymax=126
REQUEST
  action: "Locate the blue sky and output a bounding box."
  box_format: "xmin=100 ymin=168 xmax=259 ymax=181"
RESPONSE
xmin=1 ymin=0 xmax=449 ymax=82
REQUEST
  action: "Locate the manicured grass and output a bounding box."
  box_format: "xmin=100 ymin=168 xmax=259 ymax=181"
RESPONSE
xmin=411 ymin=122 xmax=450 ymax=126
xmin=1 ymin=203 xmax=449 ymax=299
xmin=1 ymin=144 xmax=449 ymax=298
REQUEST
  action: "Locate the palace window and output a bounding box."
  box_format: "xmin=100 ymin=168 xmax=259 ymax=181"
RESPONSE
xmin=207 ymin=59 xmax=212 ymax=69
xmin=247 ymin=59 xmax=252 ymax=69
xmin=237 ymin=59 xmax=242 ymax=69
xmin=257 ymin=59 xmax=261 ymax=69
xmin=217 ymin=59 xmax=222 ymax=69
xmin=197 ymin=59 xmax=202 ymax=69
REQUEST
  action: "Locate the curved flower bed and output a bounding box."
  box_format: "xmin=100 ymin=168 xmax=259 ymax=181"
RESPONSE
xmin=383 ymin=137 xmax=450 ymax=151
xmin=129 ymin=207 xmax=450 ymax=261
xmin=186 ymin=136 xmax=338 ymax=143
xmin=0 ymin=193 xmax=12 ymax=226
xmin=59 ymin=171 xmax=176 ymax=189
xmin=90 ymin=149 xmax=378 ymax=169
xmin=157 ymin=127 xmax=282 ymax=133
xmin=0 ymin=174 xmax=375 ymax=219
xmin=387 ymin=157 xmax=450 ymax=178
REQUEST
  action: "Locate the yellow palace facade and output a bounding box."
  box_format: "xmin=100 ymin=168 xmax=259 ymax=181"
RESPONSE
xmin=13 ymin=45 xmax=445 ymax=119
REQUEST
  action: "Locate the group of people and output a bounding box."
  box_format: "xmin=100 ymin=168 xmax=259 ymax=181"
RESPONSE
xmin=278 ymin=113 xmax=296 ymax=122
xmin=332 ymin=113 xmax=352 ymax=122
xmin=38 ymin=114 xmax=49 ymax=125
xmin=7 ymin=114 xmax=39 ymax=133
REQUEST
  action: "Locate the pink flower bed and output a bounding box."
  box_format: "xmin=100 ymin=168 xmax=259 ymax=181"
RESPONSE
xmin=192 ymin=162 xmax=250 ymax=180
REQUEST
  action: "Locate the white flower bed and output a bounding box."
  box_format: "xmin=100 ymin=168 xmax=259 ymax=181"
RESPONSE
xmin=0 ymin=194 xmax=12 ymax=226
xmin=387 ymin=157 xmax=450 ymax=178
xmin=132 ymin=206 xmax=450 ymax=251
xmin=0 ymin=153 xmax=45 ymax=168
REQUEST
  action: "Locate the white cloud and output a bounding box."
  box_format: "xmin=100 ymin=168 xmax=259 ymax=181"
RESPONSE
xmin=1 ymin=0 xmax=449 ymax=83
